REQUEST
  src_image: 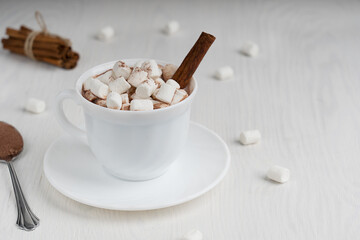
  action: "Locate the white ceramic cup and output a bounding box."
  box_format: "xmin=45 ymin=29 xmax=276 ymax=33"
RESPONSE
xmin=55 ymin=59 xmax=197 ymax=181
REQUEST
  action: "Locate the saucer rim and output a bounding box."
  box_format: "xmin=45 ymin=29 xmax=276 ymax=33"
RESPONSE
xmin=43 ymin=122 xmax=231 ymax=211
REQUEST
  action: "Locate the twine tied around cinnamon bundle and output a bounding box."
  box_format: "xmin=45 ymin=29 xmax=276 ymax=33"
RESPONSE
xmin=1 ymin=12 xmax=79 ymax=69
xmin=24 ymin=11 xmax=71 ymax=60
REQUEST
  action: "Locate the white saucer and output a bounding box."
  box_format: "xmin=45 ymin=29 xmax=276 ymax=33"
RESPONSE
xmin=43 ymin=122 xmax=231 ymax=211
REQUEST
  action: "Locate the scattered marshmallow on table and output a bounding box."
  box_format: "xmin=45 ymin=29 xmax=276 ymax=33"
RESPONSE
xmin=127 ymin=67 xmax=149 ymax=87
xmin=109 ymin=77 xmax=131 ymax=94
xmin=84 ymin=77 xmax=109 ymax=99
xmin=96 ymin=69 xmax=113 ymax=85
xmin=113 ymin=61 xmax=131 ymax=79
xmin=182 ymin=229 xmax=203 ymax=240
xmin=240 ymin=41 xmax=259 ymax=57
xmin=162 ymin=64 xmax=177 ymax=81
xmin=154 ymin=83 xmax=176 ymax=104
xmin=163 ymin=20 xmax=180 ymax=35
xmin=106 ymin=92 xmax=122 ymax=110
xmin=135 ymin=79 xmax=157 ymax=98
xmin=267 ymin=165 xmax=290 ymax=183
xmin=130 ymin=99 xmax=153 ymax=111
xmin=25 ymin=98 xmax=46 ymax=114
xmin=239 ymin=129 xmax=261 ymax=145
xmin=96 ymin=26 xmax=114 ymax=41
xmin=214 ymin=66 xmax=234 ymax=80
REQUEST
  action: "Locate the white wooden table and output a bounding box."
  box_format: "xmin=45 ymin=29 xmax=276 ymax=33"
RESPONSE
xmin=1 ymin=0 xmax=360 ymax=239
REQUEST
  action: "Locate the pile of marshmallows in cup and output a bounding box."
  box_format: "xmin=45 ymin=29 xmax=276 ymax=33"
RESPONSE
xmin=82 ymin=60 xmax=189 ymax=111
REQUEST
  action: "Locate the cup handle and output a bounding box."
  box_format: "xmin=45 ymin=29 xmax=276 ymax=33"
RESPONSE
xmin=55 ymin=89 xmax=86 ymax=139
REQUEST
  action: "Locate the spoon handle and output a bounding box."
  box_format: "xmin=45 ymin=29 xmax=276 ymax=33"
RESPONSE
xmin=7 ymin=161 xmax=39 ymax=231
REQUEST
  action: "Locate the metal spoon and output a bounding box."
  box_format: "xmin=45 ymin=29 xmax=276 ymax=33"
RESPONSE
xmin=0 ymin=121 xmax=39 ymax=231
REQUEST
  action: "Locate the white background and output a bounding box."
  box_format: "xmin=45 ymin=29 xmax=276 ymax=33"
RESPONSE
xmin=1 ymin=0 xmax=360 ymax=239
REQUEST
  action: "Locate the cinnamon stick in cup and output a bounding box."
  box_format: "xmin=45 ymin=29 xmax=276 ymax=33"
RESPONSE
xmin=172 ymin=32 xmax=216 ymax=88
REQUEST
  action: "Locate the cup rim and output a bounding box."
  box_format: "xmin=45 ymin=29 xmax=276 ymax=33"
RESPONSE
xmin=75 ymin=59 xmax=198 ymax=115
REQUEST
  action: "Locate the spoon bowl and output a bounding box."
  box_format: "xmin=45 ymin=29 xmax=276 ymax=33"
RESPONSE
xmin=0 ymin=121 xmax=39 ymax=231
xmin=0 ymin=151 xmax=22 ymax=163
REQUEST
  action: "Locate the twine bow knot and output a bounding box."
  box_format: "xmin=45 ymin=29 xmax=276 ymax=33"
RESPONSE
xmin=24 ymin=11 xmax=71 ymax=60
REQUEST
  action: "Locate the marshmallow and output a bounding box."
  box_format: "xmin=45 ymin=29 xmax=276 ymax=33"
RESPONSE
xmin=267 ymin=165 xmax=290 ymax=183
xmin=151 ymin=99 xmax=160 ymax=104
xmin=166 ymin=79 xmax=180 ymax=89
xmin=113 ymin=61 xmax=131 ymax=79
xmin=158 ymin=64 xmax=164 ymax=71
xmin=182 ymin=229 xmax=203 ymax=240
xmin=162 ymin=64 xmax=177 ymax=81
xmin=84 ymin=77 xmax=109 ymax=99
xmin=131 ymin=93 xmax=151 ymax=100
xmin=96 ymin=69 xmax=113 ymax=85
xmin=154 ymin=83 xmax=176 ymax=104
xmin=135 ymin=79 xmax=157 ymax=98
xmin=121 ymin=103 xmax=130 ymax=110
xmin=96 ymin=26 xmax=115 ymax=41
xmin=106 ymin=92 xmax=123 ymax=110
xmin=127 ymin=67 xmax=148 ymax=87
xmin=25 ymin=98 xmax=46 ymax=114
xmin=130 ymin=99 xmax=153 ymax=111
xmin=134 ymin=60 xmax=144 ymax=68
xmin=120 ymin=93 xmax=129 ymax=105
xmin=109 ymin=77 xmax=131 ymax=94
xmin=214 ymin=66 xmax=234 ymax=80
xmin=171 ymin=89 xmax=188 ymax=105
xmin=239 ymin=130 xmax=261 ymax=145
xmin=153 ymin=101 xmax=169 ymax=109
xmin=83 ymin=77 xmax=93 ymax=90
xmin=163 ymin=20 xmax=180 ymax=35
xmin=82 ymin=90 xmax=97 ymax=102
xmin=240 ymin=41 xmax=259 ymax=57
xmin=152 ymin=88 xmax=159 ymax=99
xmin=154 ymin=77 xmax=165 ymax=88
xmin=82 ymin=60 xmax=190 ymax=111
xmin=94 ymin=99 xmax=107 ymax=107
xmin=141 ymin=60 xmax=162 ymax=78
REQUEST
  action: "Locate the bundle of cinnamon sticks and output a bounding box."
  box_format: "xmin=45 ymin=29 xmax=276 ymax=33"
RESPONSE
xmin=2 ymin=25 xmax=79 ymax=69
